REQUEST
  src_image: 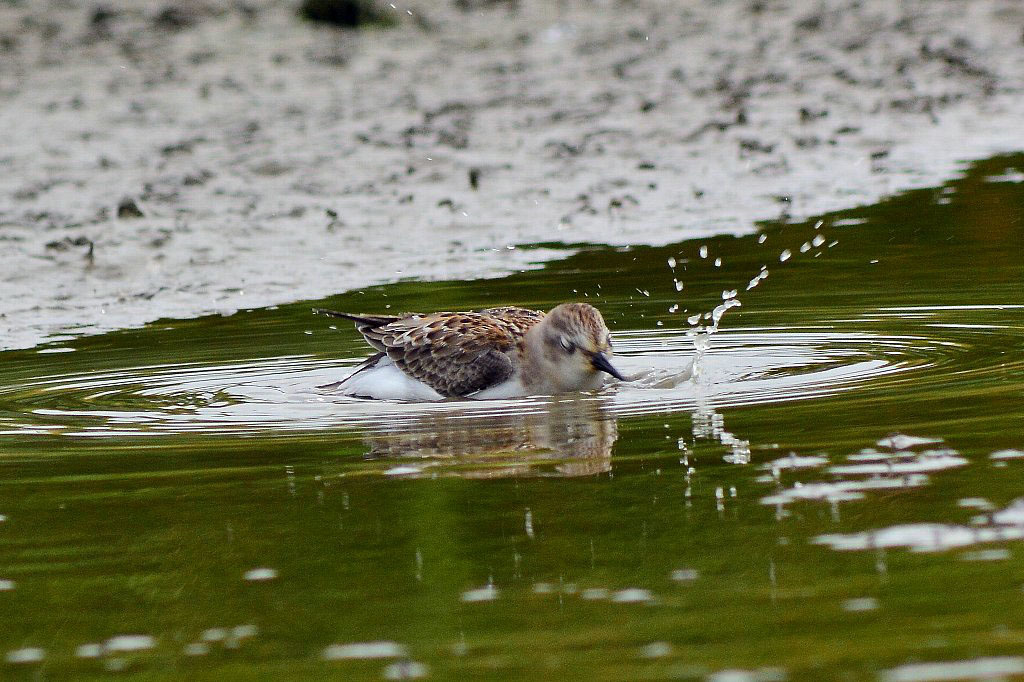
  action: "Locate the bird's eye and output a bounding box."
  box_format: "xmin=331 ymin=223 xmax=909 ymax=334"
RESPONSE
xmin=559 ymin=337 xmax=575 ymax=353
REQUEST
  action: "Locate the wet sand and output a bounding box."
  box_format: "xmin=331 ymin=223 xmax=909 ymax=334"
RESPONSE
xmin=2 ymin=0 xmax=1022 ymax=349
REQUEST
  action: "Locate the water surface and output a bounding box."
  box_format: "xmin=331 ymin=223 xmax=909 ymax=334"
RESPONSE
xmin=2 ymin=154 xmax=1024 ymax=679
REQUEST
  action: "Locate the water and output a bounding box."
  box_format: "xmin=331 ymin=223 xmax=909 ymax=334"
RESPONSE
xmin=1 ymin=154 xmax=1023 ymax=678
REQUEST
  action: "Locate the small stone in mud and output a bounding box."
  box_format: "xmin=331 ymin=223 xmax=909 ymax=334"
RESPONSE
xmin=153 ymin=3 xmax=213 ymax=31
xmin=46 ymin=236 xmax=92 ymax=252
xmin=90 ymin=6 xmax=119 ymax=30
xmin=800 ymin=106 xmax=828 ymax=123
xmin=468 ymin=167 xmax=480 ymax=189
xmin=117 ymin=197 xmax=144 ymax=219
xmin=183 ymin=170 xmax=213 ymax=185
xmin=298 ymin=0 xmax=396 ymax=28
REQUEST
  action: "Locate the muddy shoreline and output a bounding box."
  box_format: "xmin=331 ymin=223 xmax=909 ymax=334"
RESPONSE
xmin=2 ymin=0 xmax=1023 ymax=350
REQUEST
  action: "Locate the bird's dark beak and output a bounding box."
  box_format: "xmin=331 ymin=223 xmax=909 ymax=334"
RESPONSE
xmin=591 ymin=352 xmax=626 ymax=381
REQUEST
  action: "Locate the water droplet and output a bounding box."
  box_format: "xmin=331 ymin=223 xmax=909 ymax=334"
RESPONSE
xmin=714 ymin=257 xmax=722 ymax=267
xmin=842 ymin=597 xmax=879 ymax=612
xmin=812 ymin=234 xmax=825 ymax=247
xmin=699 ymin=245 xmax=708 ymax=258
xmin=667 ymin=257 xmax=676 ymax=268
xmin=243 ymin=567 xmax=278 ymax=582
xmin=640 ymin=642 xmax=672 ymax=659
xmin=581 ymin=587 xmax=609 ymax=600
xmin=75 ymin=644 xmax=103 ymax=659
xmin=611 ymin=588 xmax=655 ymax=603
xmin=800 ymin=242 xmax=811 ymax=253
xmin=202 ymin=628 xmax=227 ymax=642
xmin=779 ymin=249 xmax=792 ymax=262
xmin=758 ymin=234 xmax=767 ymax=244
xmin=461 ymin=585 xmax=499 ymax=602
xmin=5 ymin=648 xmax=45 ymax=664
xmin=322 ymin=641 xmax=409 ymax=660
xmin=383 ymin=661 xmax=429 ymax=680
xmin=105 ymin=635 xmax=157 ymax=653
xmin=184 ymin=643 xmax=210 ymax=656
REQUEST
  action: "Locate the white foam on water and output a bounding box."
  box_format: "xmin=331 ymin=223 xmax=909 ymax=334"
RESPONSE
xmin=761 ymin=454 xmax=828 ymax=472
xmin=5 ymin=648 xmax=45 ymax=664
xmin=75 ymin=643 xmax=103 ymax=659
xmin=201 ymin=628 xmax=227 ymax=642
xmin=992 ymin=499 xmax=1024 ymax=526
xmin=708 ymin=668 xmax=787 ymax=682
xmin=321 ymin=641 xmax=409 ymax=660
xmin=384 ymin=466 xmax=423 ymax=476
xmin=610 ymin=588 xmax=654 ymax=604
xmin=460 ymin=585 xmax=499 ymax=602
xmin=961 ymin=549 xmax=1010 ymax=562
xmin=842 ymin=597 xmax=879 ymax=612
xmin=104 ymin=635 xmax=156 ymax=653
xmin=243 ymin=567 xmax=278 ymax=582
xmin=877 ymin=434 xmax=942 ymax=450
xmin=383 ymin=661 xmax=429 ymax=680
xmin=828 ymin=454 xmax=967 ymax=476
xmin=815 ymin=523 xmax=1024 ymax=553
xmin=957 ymin=498 xmax=994 ymax=511
xmin=880 ymin=656 xmax=1024 ymax=682
xmin=670 ymin=569 xmax=699 ymax=582
xmin=640 ymin=642 xmax=672 ymax=659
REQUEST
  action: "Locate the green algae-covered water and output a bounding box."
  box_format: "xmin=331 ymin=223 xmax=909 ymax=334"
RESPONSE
xmin=2 ymin=154 xmax=1024 ymax=679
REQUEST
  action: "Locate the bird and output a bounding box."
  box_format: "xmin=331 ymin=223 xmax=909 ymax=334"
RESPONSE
xmin=313 ymin=303 xmax=626 ymax=401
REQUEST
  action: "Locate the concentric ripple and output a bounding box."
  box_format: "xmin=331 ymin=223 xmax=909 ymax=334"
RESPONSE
xmin=0 ymin=324 xmax=973 ymax=439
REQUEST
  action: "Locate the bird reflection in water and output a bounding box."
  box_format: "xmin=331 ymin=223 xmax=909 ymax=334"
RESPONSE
xmin=357 ymin=397 xmax=617 ymax=478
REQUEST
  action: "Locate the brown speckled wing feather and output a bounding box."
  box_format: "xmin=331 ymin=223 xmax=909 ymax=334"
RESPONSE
xmin=375 ymin=312 xmax=525 ymax=397
xmin=479 ymin=306 xmax=545 ymax=333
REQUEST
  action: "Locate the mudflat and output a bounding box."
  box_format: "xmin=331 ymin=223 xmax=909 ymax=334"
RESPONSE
xmin=2 ymin=0 xmax=1022 ymax=349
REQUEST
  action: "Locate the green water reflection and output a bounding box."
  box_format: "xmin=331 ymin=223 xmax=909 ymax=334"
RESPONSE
xmin=1 ymin=155 xmax=1024 ymax=679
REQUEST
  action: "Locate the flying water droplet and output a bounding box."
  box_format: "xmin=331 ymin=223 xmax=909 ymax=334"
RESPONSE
xmin=779 ymin=249 xmax=792 ymax=262
xmin=699 ymin=245 xmax=708 ymax=258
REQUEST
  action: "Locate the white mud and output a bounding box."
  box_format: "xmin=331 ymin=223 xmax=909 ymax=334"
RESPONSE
xmin=1 ymin=0 xmax=1023 ymax=349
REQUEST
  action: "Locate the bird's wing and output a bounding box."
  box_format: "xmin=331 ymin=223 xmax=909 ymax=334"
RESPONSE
xmin=373 ymin=312 xmax=520 ymax=397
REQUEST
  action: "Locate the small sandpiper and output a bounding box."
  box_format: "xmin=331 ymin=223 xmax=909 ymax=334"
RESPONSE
xmin=314 ymin=303 xmax=625 ymax=400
